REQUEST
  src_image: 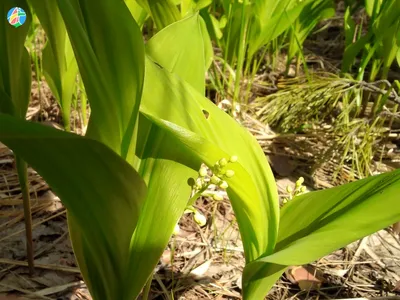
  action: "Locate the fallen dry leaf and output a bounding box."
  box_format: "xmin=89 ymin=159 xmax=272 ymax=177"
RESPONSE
xmin=393 ymin=221 xmax=400 ymax=235
xmin=190 ymin=259 xmax=212 ymax=278
xmin=286 ymin=265 xmax=323 ymax=291
xmin=393 ymin=280 xmax=400 ymax=292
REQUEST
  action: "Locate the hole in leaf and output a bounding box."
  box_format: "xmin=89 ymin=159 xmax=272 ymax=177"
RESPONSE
xmin=202 ymin=110 xmax=209 ymax=119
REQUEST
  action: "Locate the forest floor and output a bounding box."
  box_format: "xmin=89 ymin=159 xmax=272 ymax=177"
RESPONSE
xmin=0 ymin=78 xmax=399 ymax=299
xmin=1 ymin=6 xmax=400 ymax=299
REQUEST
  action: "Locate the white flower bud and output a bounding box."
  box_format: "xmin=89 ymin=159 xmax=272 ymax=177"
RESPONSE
xmin=296 ymin=177 xmax=304 ymax=187
xmin=199 ymin=167 xmax=208 ymax=177
xmin=210 ymin=175 xmax=220 ymax=184
xmin=173 ymin=224 xmax=180 ymax=235
xmin=229 ymin=155 xmax=238 ymax=163
xmin=219 ymin=181 xmax=229 ymax=189
xmin=219 ymin=158 xmax=228 ymax=166
xmin=212 ymin=193 xmax=223 ymax=201
xmin=195 ymin=181 xmax=203 ymax=189
xmin=225 ymin=170 xmax=235 ymax=178
xmin=194 ymin=212 xmax=207 ymax=226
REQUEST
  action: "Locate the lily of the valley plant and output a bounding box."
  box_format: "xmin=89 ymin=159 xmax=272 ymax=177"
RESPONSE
xmin=0 ymin=1 xmax=400 ymax=300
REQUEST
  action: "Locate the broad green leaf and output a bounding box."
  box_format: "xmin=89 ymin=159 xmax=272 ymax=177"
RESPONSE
xmin=1 ymin=1 xmax=34 ymax=273
xmin=0 ymin=113 xmax=147 ymax=300
xmin=137 ymin=0 xmax=181 ymax=29
xmin=29 ymin=0 xmax=78 ymax=131
xmin=146 ymin=13 xmax=213 ymax=94
xmin=200 ymin=11 xmax=223 ymax=41
xmin=0 ymin=1 xmax=31 ymax=118
xmin=124 ymin=0 xmax=149 ymax=26
xmin=0 ymin=90 xmax=13 ymax=116
xmin=277 ymin=169 xmax=400 ymax=259
xmin=56 ymin=0 xmax=145 ymax=162
xmin=372 ymin=0 xmax=400 ymax=37
xmin=181 ymin=0 xmax=212 ymax=16
xmin=365 ymin=0 xmax=382 ymax=17
xmin=344 ymin=6 xmax=356 ymax=48
xmin=140 ymin=58 xmax=280 ymax=297
xmin=243 ymin=168 xmax=400 ymax=299
xmin=342 ymin=34 xmax=371 ymax=73
xmin=122 ymin=16 xmax=214 ymax=296
xmin=126 ymin=112 xmax=198 ymax=298
xmin=397 ymin=48 xmax=400 ymax=67
xmin=222 ymin=2 xmax=247 ymax=64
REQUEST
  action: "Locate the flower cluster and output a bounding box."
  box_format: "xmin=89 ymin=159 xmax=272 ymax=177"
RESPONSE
xmin=282 ymin=177 xmax=308 ymax=205
xmin=184 ymin=155 xmax=238 ymax=227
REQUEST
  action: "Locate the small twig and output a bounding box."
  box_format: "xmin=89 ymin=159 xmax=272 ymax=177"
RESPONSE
xmin=0 ymin=258 xmax=80 ymax=273
xmin=358 ymin=80 xmax=400 ymax=104
xmin=335 ymin=297 xmax=400 ymax=300
xmin=15 ymin=157 xmax=34 ymax=275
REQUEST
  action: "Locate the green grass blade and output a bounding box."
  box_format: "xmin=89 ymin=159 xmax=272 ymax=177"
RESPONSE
xmin=287 ymin=0 xmax=334 ymax=63
xmin=0 ymin=114 xmax=147 ymax=300
xmin=342 ymin=34 xmax=371 ymax=73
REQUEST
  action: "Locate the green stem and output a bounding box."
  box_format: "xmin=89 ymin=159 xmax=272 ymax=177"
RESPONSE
xmin=16 ymin=156 xmax=34 ymax=275
xmin=187 ymin=187 xmax=207 ymax=206
xmin=80 ymin=76 xmax=88 ymax=127
xmin=233 ymin=0 xmax=249 ymax=110
xmin=142 ymin=273 xmax=153 ymax=300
